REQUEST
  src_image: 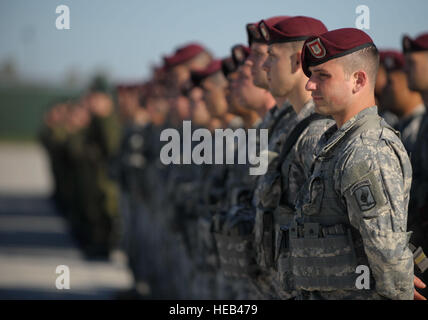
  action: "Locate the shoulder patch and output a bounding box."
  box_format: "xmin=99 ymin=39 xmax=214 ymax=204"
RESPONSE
xmin=352 ymin=183 xmax=376 ymax=211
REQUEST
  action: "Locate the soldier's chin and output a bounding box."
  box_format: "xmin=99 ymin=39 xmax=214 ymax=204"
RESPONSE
xmin=409 ymin=80 xmax=427 ymax=93
xmin=253 ymin=77 xmax=269 ymax=90
xmin=313 ymin=101 xmax=329 ymax=115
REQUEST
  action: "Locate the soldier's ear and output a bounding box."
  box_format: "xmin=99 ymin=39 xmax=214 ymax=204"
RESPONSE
xmin=292 ymin=51 xmax=302 ymax=73
xmin=296 ymin=50 xmax=302 ymax=65
xmin=352 ymin=70 xmax=368 ymax=93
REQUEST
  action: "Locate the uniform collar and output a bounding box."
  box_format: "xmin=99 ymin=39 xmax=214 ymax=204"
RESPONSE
xmin=297 ymin=99 xmax=316 ymax=121
xmin=317 ymin=106 xmax=379 ymax=157
xmin=273 ymin=101 xmax=294 ymax=118
xmin=269 ymin=105 xmax=278 ymax=116
xmin=252 ymin=118 xmax=262 ymax=128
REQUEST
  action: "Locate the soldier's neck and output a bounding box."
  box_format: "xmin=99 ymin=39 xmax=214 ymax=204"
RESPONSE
xmin=255 ymin=94 xmax=276 ymax=118
xmin=241 ymin=111 xmax=260 ymax=129
xmin=274 ymin=96 xmax=288 ymax=110
xmin=334 ymin=95 xmax=376 ymax=128
xmin=288 ymin=83 xmax=312 ymax=115
xmin=396 ymin=93 xmax=424 ymax=118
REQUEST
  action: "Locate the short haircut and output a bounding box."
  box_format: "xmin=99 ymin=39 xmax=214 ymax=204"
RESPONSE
xmin=339 ymin=45 xmax=380 ymax=86
xmin=274 ymin=40 xmax=305 ymax=54
xmin=289 ymin=40 xmax=306 ymax=53
xmin=186 ymin=51 xmax=213 ymax=70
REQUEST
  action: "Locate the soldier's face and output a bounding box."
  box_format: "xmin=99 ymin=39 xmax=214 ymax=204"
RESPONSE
xmin=236 ymin=63 xmax=268 ymax=112
xmin=171 ymin=65 xmax=190 ymax=89
xmin=382 ymin=71 xmax=412 ymax=115
xmin=87 ymin=92 xmax=113 ymax=116
xmin=171 ymin=95 xmax=190 ymax=121
xmin=306 ymin=59 xmax=353 ymax=116
xmin=52 ymin=104 xmax=68 ymax=124
xmin=263 ymin=43 xmax=298 ymax=98
xmin=118 ymin=90 xmax=139 ymax=120
xmin=201 ymin=77 xmax=228 ymax=117
xmin=72 ymin=107 xmax=90 ymax=128
xmin=405 ymin=52 xmax=428 ymax=91
xmin=375 ymin=66 xmax=387 ymax=98
xmin=147 ymin=98 xmax=168 ymax=125
xmin=225 ymin=71 xmax=244 ymax=116
xmin=248 ymin=43 xmax=269 ymax=89
xmin=189 ymin=87 xmax=211 ymax=126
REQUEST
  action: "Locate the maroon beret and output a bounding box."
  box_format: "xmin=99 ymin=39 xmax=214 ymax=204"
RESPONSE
xmin=402 ymin=33 xmax=428 ymax=53
xmin=259 ymin=16 xmax=327 ymax=45
xmin=191 ymin=59 xmax=223 ymax=87
xmin=379 ymin=50 xmax=405 ymax=71
xmin=301 ymin=28 xmax=376 ymax=77
xmin=116 ymin=83 xmax=143 ymax=93
xmin=231 ymin=44 xmax=250 ymax=66
xmin=164 ymin=43 xmax=206 ymax=68
xmin=246 ymin=16 xmax=289 ymax=46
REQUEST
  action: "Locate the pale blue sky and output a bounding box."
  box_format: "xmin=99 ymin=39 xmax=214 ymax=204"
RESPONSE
xmin=1 ymin=0 xmax=427 ymax=85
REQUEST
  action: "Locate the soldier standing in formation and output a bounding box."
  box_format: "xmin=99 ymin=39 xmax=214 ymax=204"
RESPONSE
xmin=40 ymin=16 xmax=428 ymax=300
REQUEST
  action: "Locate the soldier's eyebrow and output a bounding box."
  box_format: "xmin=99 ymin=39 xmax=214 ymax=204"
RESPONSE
xmin=311 ymin=67 xmax=330 ymax=74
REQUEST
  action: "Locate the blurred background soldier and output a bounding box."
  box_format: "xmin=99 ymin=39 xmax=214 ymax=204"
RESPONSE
xmin=378 ymin=50 xmax=425 ymax=154
xmin=159 ymin=43 xmax=214 ymax=298
xmin=82 ymin=83 xmax=121 ymax=257
xmin=210 ymin=45 xmax=261 ymax=300
xmin=63 ymin=102 xmax=94 ymax=248
xmin=115 ymin=83 xmax=152 ymax=298
xmin=185 ymin=59 xmax=237 ymax=299
xmin=257 ymin=16 xmax=332 ymax=300
xmin=39 ymin=101 xmax=70 ymax=213
xmin=403 ymin=33 xmax=428 ymax=297
xmin=375 ymin=53 xmax=399 ymax=127
xmin=247 ymin=16 xmax=300 ymax=299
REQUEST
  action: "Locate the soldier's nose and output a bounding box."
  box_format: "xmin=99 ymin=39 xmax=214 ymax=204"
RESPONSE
xmin=262 ymin=61 xmax=269 ymax=72
xmin=305 ymin=78 xmax=317 ymax=91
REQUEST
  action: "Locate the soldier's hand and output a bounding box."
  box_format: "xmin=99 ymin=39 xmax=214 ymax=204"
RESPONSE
xmin=414 ymin=275 xmax=427 ymax=300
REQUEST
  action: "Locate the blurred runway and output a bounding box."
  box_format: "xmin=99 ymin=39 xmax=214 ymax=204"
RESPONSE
xmin=0 ymin=143 xmax=133 ymax=299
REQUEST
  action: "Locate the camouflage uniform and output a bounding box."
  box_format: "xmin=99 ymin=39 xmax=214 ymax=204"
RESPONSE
xmin=292 ymin=106 xmax=414 ymax=300
xmin=408 ymin=109 xmax=428 ymax=295
xmin=380 ymin=110 xmax=399 ymax=128
xmin=39 ymin=124 xmax=69 ymax=211
xmin=213 ymin=118 xmax=265 ymax=300
xmin=274 ymin=101 xmax=334 ymax=298
xmin=85 ymin=112 xmax=121 ymax=255
xmin=65 ymin=127 xmax=95 ymax=246
xmin=251 ymin=102 xmax=298 ymax=299
xmin=394 ymin=103 xmax=426 ymax=154
xmin=136 ymin=121 xmax=186 ymax=298
xmin=117 ymin=120 xmax=152 ymax=295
